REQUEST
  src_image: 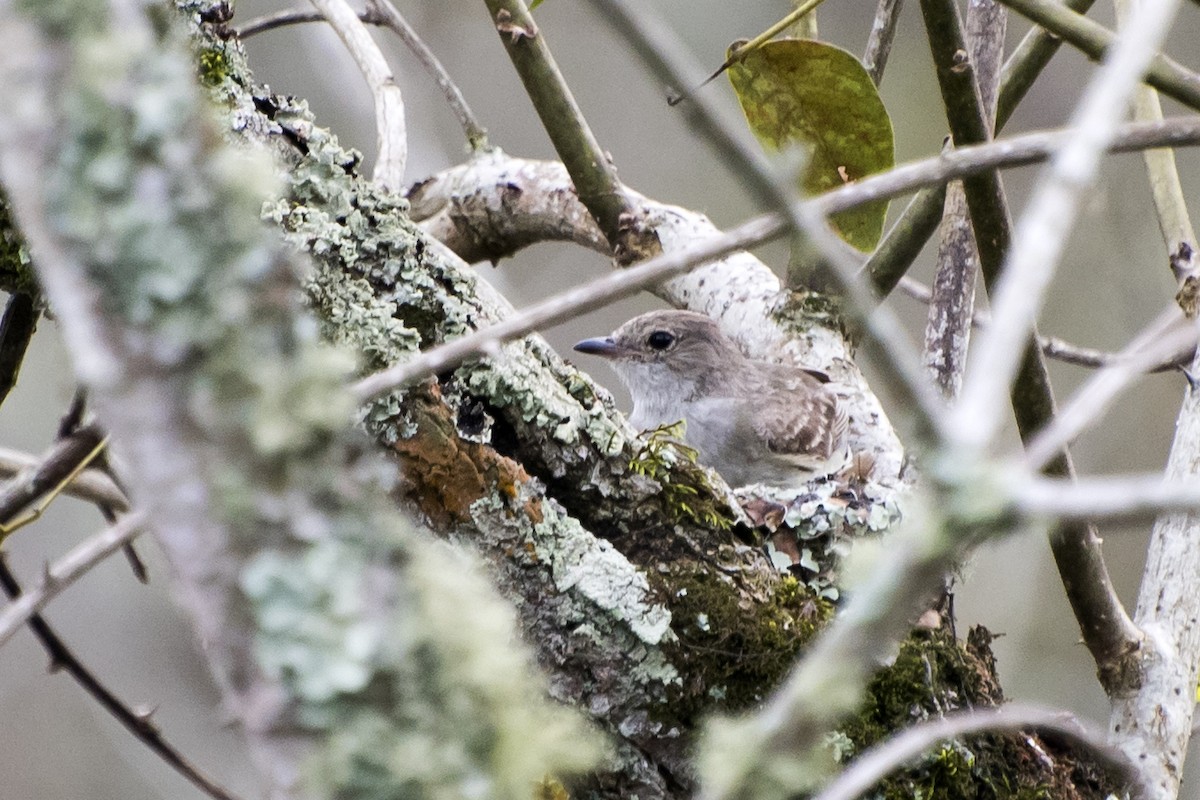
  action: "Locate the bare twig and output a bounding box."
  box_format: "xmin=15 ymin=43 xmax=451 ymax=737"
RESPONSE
xmin=308 ymin=0 xmax=407 ymax=189
xmin=0 ymin=556 xmax=242 ymax=800
xmin=0 ymin=424 xmax=110 ymax=536
xmin=1024 ymin=309 xmax=1197 ymax=469
xmin=235 ymin=4 xmax=487 ymax=150
xmin=863 ymin=0 xmax=905 ymax=86
xmin=995 ymin=0 xmax=1095 ymax=129
xmin=235 ymin=7 xmax=331 ymax=38
xmin=920 ymin=0 xmax=1005 ymax=397
xmin=365 ymin=0 xmax=488 ymax=151
xmin=811 ymin=704 xmax=1144 ymax=800
xmin=900 ymin=276 xmax=1195 ymax=370
xmin=1112 ymin=0 xmax=1200 ymax=293
xmin=0 ymin=512 xmax=147 ymax=649
xmin=951 ymin=0 xmax=1186 ymax=450
xmin=995 ymin=0 xmax=1200 ymax=113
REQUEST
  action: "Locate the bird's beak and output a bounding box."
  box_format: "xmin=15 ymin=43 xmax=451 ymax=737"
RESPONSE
xmin=573 ymin=336 xmax=623 ymax=358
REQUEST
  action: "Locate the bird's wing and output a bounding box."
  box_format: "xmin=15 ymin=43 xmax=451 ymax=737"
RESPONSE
xmin=751 ymin=366 xmax=848 ymax=471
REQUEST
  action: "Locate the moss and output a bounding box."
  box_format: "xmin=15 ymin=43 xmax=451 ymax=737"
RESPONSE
xmin=627 ymin=422 xmax=737 ymax=531
xmin=0 ymin=189 xmax=36 ymax=295
xmin=660 ymin=567 xmax=832 ymax=719
xmin=836 ymin=627 xmax=1072 ymax=800
xmin=196 ymin=45 xmax=231 ymax=87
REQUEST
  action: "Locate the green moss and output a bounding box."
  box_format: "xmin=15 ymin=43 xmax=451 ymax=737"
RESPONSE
xmin=839 ymin=628 xmax=1058 ymax=800
xmin=196 ymin=46 xmax=231 ymax=87
xmin=661 ymin=568 xmax=832 ymax=718
xmin=628 ymin=422 xmax=737 ymax=531
xmin=0 ymin=189 xmax=36 ymax=295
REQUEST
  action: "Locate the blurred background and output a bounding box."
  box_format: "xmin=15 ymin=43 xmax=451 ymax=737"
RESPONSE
xmin=1 ymin=1 xmax=1198 ymax=797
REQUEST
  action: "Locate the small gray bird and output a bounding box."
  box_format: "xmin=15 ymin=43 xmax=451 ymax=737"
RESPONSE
xmin=574 ymin=310 xmax=849 ymax=488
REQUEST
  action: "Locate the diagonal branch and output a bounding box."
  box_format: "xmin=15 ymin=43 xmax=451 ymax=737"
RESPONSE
xmin=996 ymin=0 xmax=1200 ymax=113
xmin=0 ymin=513 xmax=147 ymax=649
xmin=482 ymin=0 xmax=642 ymax=255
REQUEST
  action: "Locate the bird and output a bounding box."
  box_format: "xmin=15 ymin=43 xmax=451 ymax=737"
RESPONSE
xmin=573 ymin=310 xmax=849 ymax=489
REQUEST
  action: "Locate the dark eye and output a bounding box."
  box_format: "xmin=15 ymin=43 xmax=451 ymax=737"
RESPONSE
xmin=646 ymin=330 xmax=675 ymax=350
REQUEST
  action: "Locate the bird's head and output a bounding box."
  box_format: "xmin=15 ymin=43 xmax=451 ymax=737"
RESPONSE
xmin=573 ymin=310 xmax=741 ymax=399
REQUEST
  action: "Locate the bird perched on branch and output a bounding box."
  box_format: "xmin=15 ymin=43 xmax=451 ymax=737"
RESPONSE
xmin=574 ymin=310 xmax=849 ymax=489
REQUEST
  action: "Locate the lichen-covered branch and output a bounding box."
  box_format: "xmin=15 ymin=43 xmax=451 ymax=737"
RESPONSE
xmin=0 ymin=3 xmax=603 ymax=798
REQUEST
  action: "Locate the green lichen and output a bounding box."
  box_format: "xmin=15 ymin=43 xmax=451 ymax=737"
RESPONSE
xmin=628 ymin=422 xmax=737 ymax=531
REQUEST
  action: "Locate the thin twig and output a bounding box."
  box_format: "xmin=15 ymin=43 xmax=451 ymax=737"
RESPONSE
xmin=308 ymin=0 xmax=407 ymax=189
xmin=0 ymin=512 xmax=146 ymax=649
xmin=0 ymin=424 xmax=108 ymax=532
xmin=811 ymin=704 xmax=1144 ymax=800
xmin=360 ymin=117 xmax=1200 ymax=397
xmin=234 ymin=7 xmax=330 ymax=38
xmin=995 ymin=0 xmax=1095 ymax=129
xmin=1112 ymin=0 xmax=1200 ymax=292
xmin=863 ymin=0 xmax=905 ymax=86
xmin=0 ymin=556 xmax=243 ymax=800
xmin=235 ymin=5 xmax=487 ymax=150
xmin=995 ymin=0 xmax=1200 ymax=113
xmin=899 ymin=276 xmax=1195 ymax=370
xmin=365 ymin=0 xmax=489 ymax=151
xmin=951 ymin=0 xmax=1187 ymax=450
xmin=920 ymin=0 xmax=1006 ymax=397
xmin=0 ymin=446 xmax=128 ymax=511
xmin=1024 ymin=309 xmax=1197 ymax=470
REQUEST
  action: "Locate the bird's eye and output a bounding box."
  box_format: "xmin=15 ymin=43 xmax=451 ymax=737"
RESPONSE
xmin=646 ymin=330 xmax=675 ymax=351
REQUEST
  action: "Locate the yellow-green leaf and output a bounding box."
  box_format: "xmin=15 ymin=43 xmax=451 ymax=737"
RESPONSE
xmin=727 ymin=39 xmax=895 ymax=252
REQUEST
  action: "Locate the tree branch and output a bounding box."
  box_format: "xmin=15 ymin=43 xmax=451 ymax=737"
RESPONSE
xmin=996 ymin=0 xmax=1200 ymax=113
xmin=869 ymin=0 xmax=1094 ymax=297
xmin=236 ymin=3 xmax=488 ymax=150
xmin=0 ymin=555 xmax=241 ymax=800
xmin=482 ymin=0 xmax=640 ymax=254
xmin=308 ymin=0 xmax=407 ymax=189
xmin=899 ymin=276 xmax=1195 ymax=371
xmin=863 ymin=0 xmax=905 ymax=86
xmin=0 ymin=513 xmax=147 ymax=649
xmin=920 ymin=0 xmax=1005 ymax=397
xmin=951 ymin=0 xmax=1186 ymax=450
xmin=1024 ymin=309 xmax=1196 ymax=469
